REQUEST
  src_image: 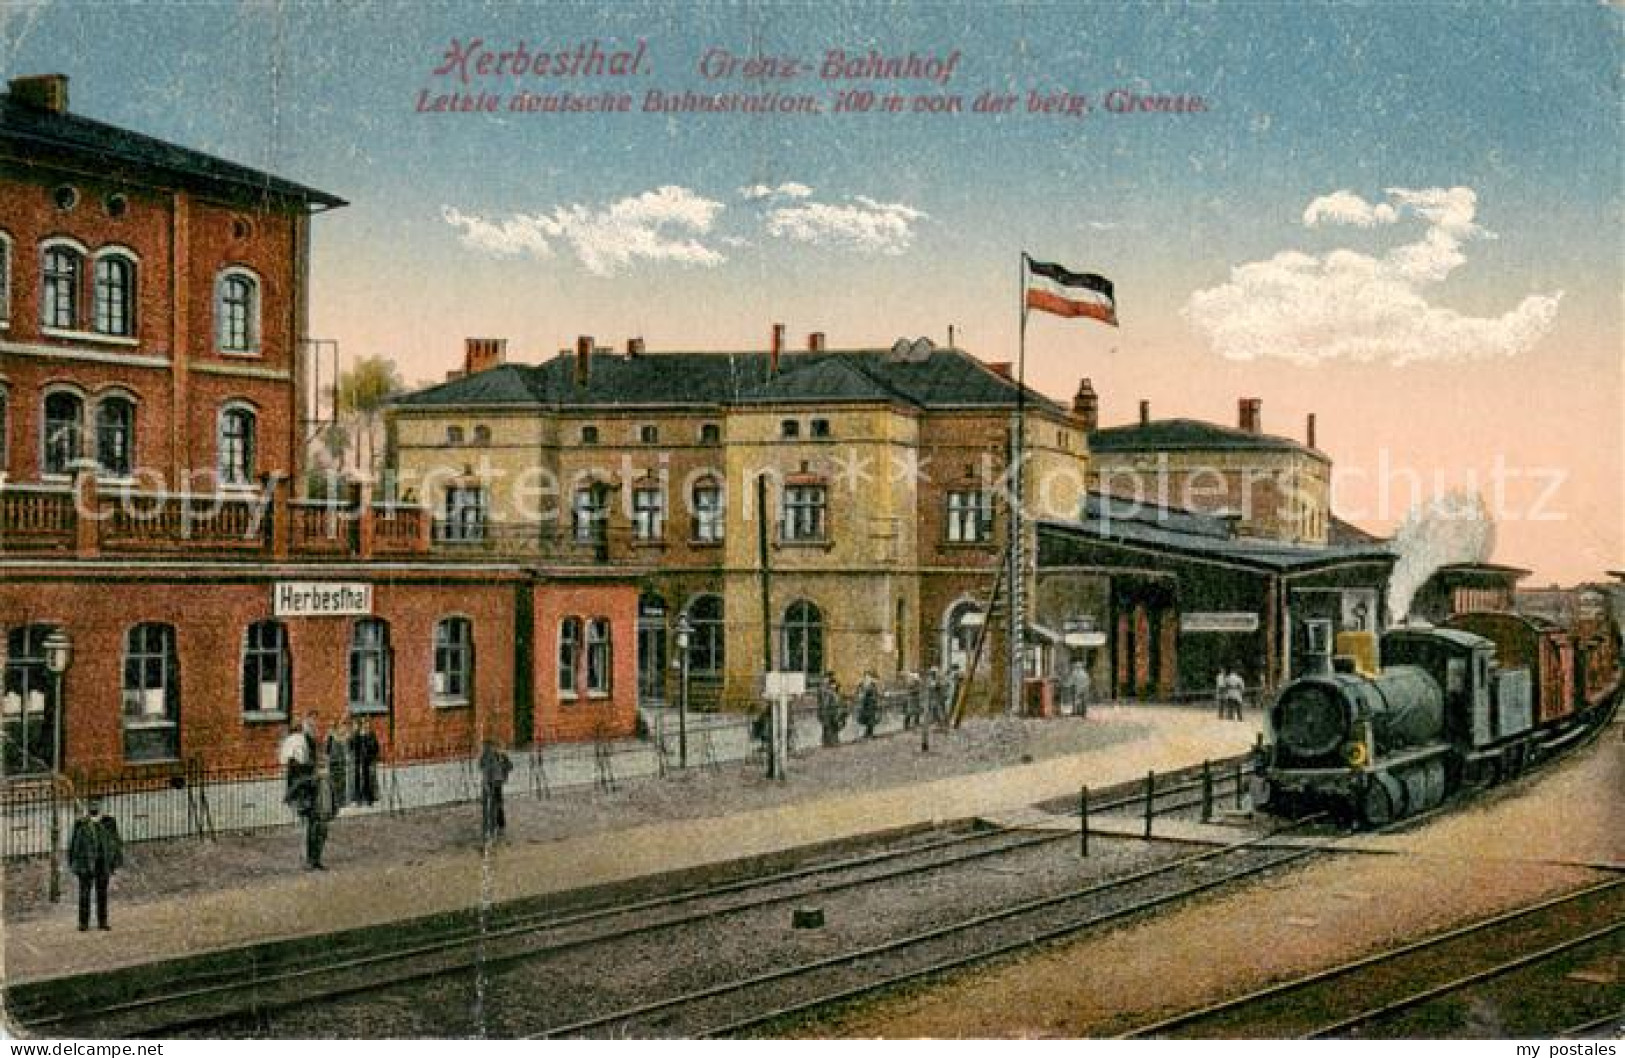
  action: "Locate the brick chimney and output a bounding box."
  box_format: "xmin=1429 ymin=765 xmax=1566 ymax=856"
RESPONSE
xmin=626 ymin=336 xmax=645 ymax=358
xmin=1073 ymin=378 xmax=1099 ymax=433
xmin=769 ymin=323 xmax=785 ymax=375
xmin=1306 ymin=412 xmax=1318 ymax=449
xmin=1139 ymin=400 xmax=1151 ymax=426
xmin=574 ymin=335 xmax=593 ymax=386
xmin=8 ymin=74 xmax=68 ymax=113
xmin=463 ymin=337 xmax=506 ymax=375
xmin=1239 ymin=398 xmax=1262 ymax=434
xmin=807 ymin=331 xmax=826 ymax=353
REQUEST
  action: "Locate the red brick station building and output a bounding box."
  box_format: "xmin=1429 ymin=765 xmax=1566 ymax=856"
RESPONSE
xmin=0 ymin=76 xmax=637 ymax=779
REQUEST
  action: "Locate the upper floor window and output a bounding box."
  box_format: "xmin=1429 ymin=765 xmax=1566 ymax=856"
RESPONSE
xmin=780 ymin=419 xmax=800 ymax=440
xmin=446 ymin=426 xmax=465 ymax=446
xmin=93 ymin=254 xmax=135 ymax=337
xmin=810 ymin=418 xmax=831 ymax=439
xmin=0 ymin=388 xmax=8 ymax=471
xmin=699 ymin=423 xmax=721 ymax=444
xmin=692 ymin=479 xmax=724 ymax=543
xmin=42 ymin=390 xmax=84 ymax=476
xmin=95 ymin=394 xmax=136 ymax=477
xmin=122 ymin=623 xmax=179 ymax=762
xmin=782 ymin=483 xmax=827 ymax=542
xmin=242 ymin=620 xmax=290 ymax=718
xmin=472 ymin=425 xmax=491 ymax=446
xmin=42 ymin=245 xmax=82 ymax=330
xmin=632 ymin=486 xmax=665 ymax=541
xmin=639 ymin=424 xmax=659 ymax=445
xmin=217 ymin=404 xmax=257 ymax=486
xmin=572 ymin=484 xmax=607 ymax=543
xmin=580 ymin=425 xmax=600 ymax=446
xmin=441 ymin=485 xmax=487 ymax=542
xmin=433 ymin=617 xmax=474 ymax=705
xmin=215 ymin=269 xmax=260 ymax=354
xmin=946 ymin=489 xmax=994 ymax=544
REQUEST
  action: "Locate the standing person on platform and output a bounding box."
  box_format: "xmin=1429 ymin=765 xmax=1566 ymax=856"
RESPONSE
xmin=280 ymin=713 xmax=317 ymax=803
xmin=1067 ymin=659 xmax=1093 ymax=718
xmin=326 ymin=718 xmax=352 ymax=812
xmin=943 ymin=665 xmax=963 ymax=727
xmin=351 ymin=716 xmax=381 ymax=806
xmin=1215 ymin=667 xmax=1231 ymax=719
xmin=478 ymin=736 xmax=513 ymax=840
xmin=924 ymin=668 xmax=945 ymax=730
xmin=902 ymin=671 xmax=923 ymax=730
xmin=856 ymin=671 xmax=881 ymax=738
xmin=288 ymin=721 xmax=334 ymax=870
xmin=816 ymin=673 xmax=846 ymax=747
xmin=67 ymin=798 xmax=123 ymax=931
xmin=1225 ymin=665 xmax=1248 ymax=721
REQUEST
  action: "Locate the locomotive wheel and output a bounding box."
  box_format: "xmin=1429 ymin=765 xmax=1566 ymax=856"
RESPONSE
xmin=1360 ymin=779 xmax=1397 ymax=827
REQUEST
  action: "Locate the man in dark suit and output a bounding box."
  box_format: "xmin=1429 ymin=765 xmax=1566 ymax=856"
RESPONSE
xmin=68 ymin=798 xmax=123 ymax=931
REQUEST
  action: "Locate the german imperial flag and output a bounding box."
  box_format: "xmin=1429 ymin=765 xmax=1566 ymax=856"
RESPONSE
xmin=1025 ymin=258 xmax=1118 ymax=326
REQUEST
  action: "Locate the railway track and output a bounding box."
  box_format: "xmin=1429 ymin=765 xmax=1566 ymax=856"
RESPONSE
xmin=542 ymin=820 xmax=1328 ymax=1038
xmin=15 ymin=755 xmax=1255 ymax=1038
xmin=1122 ymin=877 xmax=1625 ymax=1039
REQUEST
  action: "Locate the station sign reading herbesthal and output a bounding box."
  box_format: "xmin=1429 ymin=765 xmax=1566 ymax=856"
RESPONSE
xmin=273 ymin=582 xmax=375 ymax=617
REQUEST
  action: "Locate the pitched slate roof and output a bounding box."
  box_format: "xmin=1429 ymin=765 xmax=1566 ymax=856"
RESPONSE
xmin=1 ymin=93 xmax=345 ymax=209
xmin=393 ymin=346 xmax=1067 ymax=415
xmin=1089 ymin=418 xmax=1321 ymax=458
xmin=1041 ymin=492 xmax=1394 ymax=573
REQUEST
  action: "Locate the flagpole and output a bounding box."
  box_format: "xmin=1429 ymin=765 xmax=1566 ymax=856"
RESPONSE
xmin=1010 ymin=252 xmax=1029 ymax=717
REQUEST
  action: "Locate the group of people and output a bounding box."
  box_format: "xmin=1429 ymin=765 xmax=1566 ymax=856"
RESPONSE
xmin=807 ymin=666 xmax=964 ymax=748
xmin=1215 ymin=665 xmax=1249 ymax=720
xmin=279 ymin=713 xmax=382 ymax=870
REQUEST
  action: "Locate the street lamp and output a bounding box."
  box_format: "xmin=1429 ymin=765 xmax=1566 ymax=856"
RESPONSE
xmin=42 ymin=628 xmax=71 ymax=905
xmin=674 ymin=613 xmax=692 ymax=770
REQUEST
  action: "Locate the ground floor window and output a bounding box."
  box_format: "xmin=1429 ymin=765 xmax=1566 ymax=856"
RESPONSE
xmin=242 ymin=620 xmax=290 ymax=718
xmin=123 ymin=622 xmax=179 ymax=762
xmin=348 ymin=618 xmax=391 ymax=715
xmin=781 ymin=599 xmax=824 ymax=674
xmin=3 ymin=624 xmax=60 ymax=773
xmin=433 ymin=617 xmax=473 ymax=705
xmin=685 ymin=594 xmax=724 ymax=676
xmin=586 ymin=618 xmax=612 ymax=694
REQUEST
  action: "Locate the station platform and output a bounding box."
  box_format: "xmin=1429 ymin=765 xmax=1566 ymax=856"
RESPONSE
xmin=2 ymin=706 xmax=1260 ymax=987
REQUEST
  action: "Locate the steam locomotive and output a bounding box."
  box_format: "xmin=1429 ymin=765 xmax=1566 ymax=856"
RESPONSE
xmin=1261 ymin=604 xmax=1621 ymax=826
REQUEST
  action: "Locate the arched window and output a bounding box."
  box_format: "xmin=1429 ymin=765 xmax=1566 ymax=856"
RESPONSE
xmin=586 ymin=618 xmax=612 ymax=694
xmin=93 ymin=254 xmax=135 ymax=336
xmin=42 ymin=390 xmax=84 ymax=475
xmin=217 ymin=404 xmax=256 ymax=485
xmin=781 ymin=599 xmax=824 ymax=675
xmin=215 ymin=269 xmax=259 ymax=353
xmin=95 ymin=394 xmax=135 ymax=477
xmin=558 ymin=617 xmax=582 ymax=697
xmin=692 ymin=477 xmax=724 ymax=543
xmin=3 ymin=624 xmax=61 ymax=774
xmin=944 ymin=600 xmax=985 ymax=673
xmin=42 ymin=244 xmax=82 ymax=329
xmin=685 ymin=594 xmax=724 ymax=676
xmin=242 ymin=620 xmax=290 ymax=717
xmin=433 ymin=617 xmax=474 ymax=705
xmin=123 ymin=623 xmax=179 ymax=762
xmin=348 ymin=618 xmax=391 ymax=715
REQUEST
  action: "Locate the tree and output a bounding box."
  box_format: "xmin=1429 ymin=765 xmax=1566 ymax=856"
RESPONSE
xmin=334 ymin=356 xmax=404 ymax=478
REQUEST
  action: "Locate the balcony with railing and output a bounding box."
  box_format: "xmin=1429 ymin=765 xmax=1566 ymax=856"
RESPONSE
xmin=0 ymin=473 xmax=431 ymax=562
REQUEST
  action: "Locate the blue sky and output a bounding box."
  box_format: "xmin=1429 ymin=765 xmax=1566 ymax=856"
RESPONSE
xmin=4 ymin=1 xmax=1621 ymax=579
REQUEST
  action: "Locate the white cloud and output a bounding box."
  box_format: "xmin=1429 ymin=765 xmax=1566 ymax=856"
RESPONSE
xmin=765 ymin=195 xmax=927 ymax=255
xmin=1185 ymin=186 xmax=1562 ymax=365
xmin=441 ymin=185 xmax=726 ymax=276
xmin=740 ymin=182 xmax=814 ymax=202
